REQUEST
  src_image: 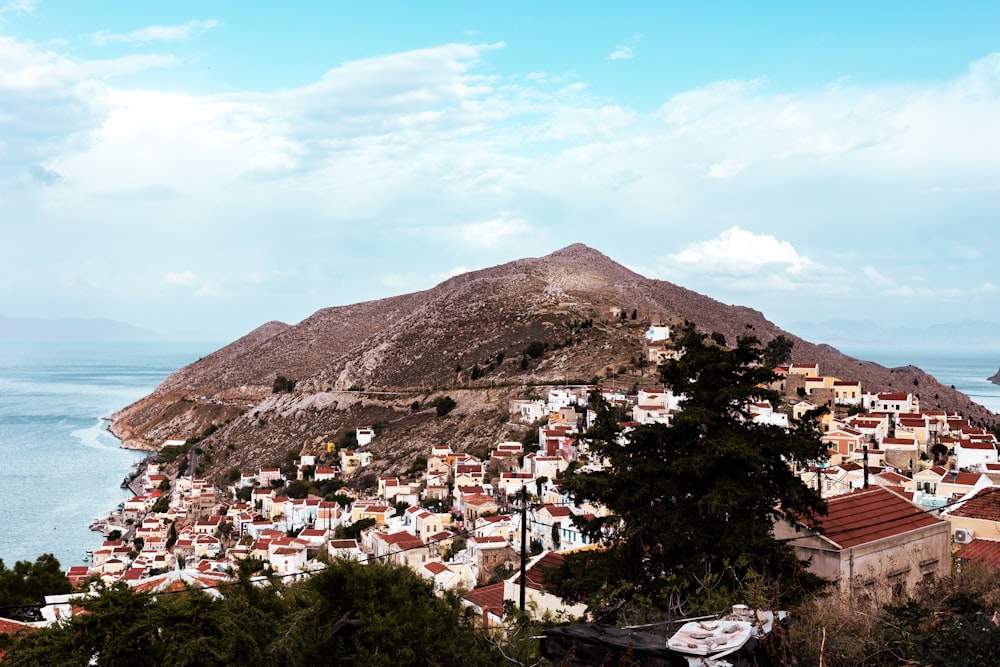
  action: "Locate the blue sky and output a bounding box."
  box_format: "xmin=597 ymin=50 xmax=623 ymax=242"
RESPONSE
xmin=2 ymin=1 xmax=999 ymax=342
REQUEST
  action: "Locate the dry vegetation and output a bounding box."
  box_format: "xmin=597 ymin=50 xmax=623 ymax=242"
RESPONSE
xmin=789 ymin=564 xmax=1000 ymax=666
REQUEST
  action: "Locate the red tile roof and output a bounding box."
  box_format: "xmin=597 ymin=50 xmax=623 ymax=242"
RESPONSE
xmin=951 ymin=472 xmax=984 ymax=486
xmin=424 ymin=561 xmax=452 ymax=576
xmin=329 ymin=539 xmax=360 ymax=549
xmin=540 ymin=504 xmax=572 ymax=517
xmin=949 ymin=487 xmax=1000 ymax=521
xmin=813 ymin=487 xmax=943 ymax=548
xmin=959 ymin=440 xmax=998 ymax=450
xmin=957 ymin=538 xmax=1000 ymax=570
xmin=463 ymin=582 xmax=506 ymax=614
xmin=512 ymin=551 xmax=565 ymax=592
xmin=0 ymin=617 xmax=34 ymax=636
xmin=877 ymin=392 xmax=910 ymax=401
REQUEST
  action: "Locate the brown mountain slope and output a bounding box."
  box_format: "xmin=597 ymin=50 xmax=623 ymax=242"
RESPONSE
xmin=110 ymin=244 xmax=997 ymax=483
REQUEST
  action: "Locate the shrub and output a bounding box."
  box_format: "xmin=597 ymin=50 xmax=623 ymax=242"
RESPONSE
xmin=430 ymin=396 xmax=456 ymax=416
xmin=523 ymin=341 xmax=548 ymax=359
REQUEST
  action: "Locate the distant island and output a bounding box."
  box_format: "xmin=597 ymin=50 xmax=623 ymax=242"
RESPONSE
xmin=0 ymin=315 xmax=157 ymax=340
xmin=991 ymin=368 xmax=1000 ymax=385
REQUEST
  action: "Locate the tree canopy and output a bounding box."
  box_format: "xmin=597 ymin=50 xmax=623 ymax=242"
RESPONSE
xmin=553 ymin=323 xmax=828 ymax=613
xmin=0 ymin=559 xmax=500 ymax=666
xmin=763 ymin=334 xmax=795 ymax=368
xmin=0 ymin=554 xmax=71 ymax=613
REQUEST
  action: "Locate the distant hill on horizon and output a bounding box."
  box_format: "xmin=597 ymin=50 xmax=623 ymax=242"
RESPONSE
xmin=786 ymin=318 xmax=1000 ymax=350
xmin=0 ymin=315 xmax=158 ymax=341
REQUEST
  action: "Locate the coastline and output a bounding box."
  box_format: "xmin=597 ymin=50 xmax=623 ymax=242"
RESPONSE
xmin=105 ymin=414 xmax=159 ymax=452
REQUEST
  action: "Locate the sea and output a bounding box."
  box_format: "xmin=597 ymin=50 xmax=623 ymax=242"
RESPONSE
xmin=0 ymin=340 xmax=217 ymax=569
xmin=838 ymin=345 xmax=1000 ymax=415
xmin=0 ymin=340 xmax=998 ymax=571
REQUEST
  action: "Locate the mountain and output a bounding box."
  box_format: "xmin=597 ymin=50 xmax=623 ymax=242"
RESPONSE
xmin=109 ymin=244 xmax=998 ymax=484
xmin=0 ymin=316 xmax=157 ymax=340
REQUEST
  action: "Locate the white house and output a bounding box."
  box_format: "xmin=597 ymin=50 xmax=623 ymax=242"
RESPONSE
xmin=955 ymin=440 xmax=1000 ymax=471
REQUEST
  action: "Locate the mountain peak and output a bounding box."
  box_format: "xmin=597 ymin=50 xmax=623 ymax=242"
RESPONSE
xmin=544 ymin=243 xmax=605 ymax=261
xmin=115 ymin=244 xmax=998 ymax=481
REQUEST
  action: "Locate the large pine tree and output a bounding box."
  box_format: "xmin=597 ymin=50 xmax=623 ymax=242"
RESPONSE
xmin=555 ymin=323 xmax=828 ymax=612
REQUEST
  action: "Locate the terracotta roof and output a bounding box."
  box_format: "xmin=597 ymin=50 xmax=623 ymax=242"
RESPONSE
xmin=540 ymin=504 xmax=572 ymax=517
xmin=812 ymin=487 xmax=944 ymax=548
xmin=949 ymin=487 xmax=1000 ymax=521
xmin=463 ymin=582 xmax=506 ymax=614
xmin=951 ymin=472 xmax=984 ymax=486
xmin=329 ymin=539 xmax=360 ymax=549
xmin=957 ymin=538 xmax=1000 ymax=569
xmin=424 ymin=561 xmax=451 ymax=575
xmin=380 ymin=531 xmax=423 ymax=546
xmin=0 ymin=617 xmax=34 ymax=636
xmin=876 ymin=471 xmax=909 ymax=485
xmin=959 ymin=440 xmax=998 ymax=451
xmin=512 ymin=551 xmax=565 ymax=592
xmin=463 ymin=494 xmax=497 ymax=507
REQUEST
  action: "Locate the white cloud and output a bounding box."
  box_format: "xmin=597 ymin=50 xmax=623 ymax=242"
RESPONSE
xmin=670 ymin=227 xmax=811 ymax=276
xmin=3 ymin=33 xmax=1000 ymax=334
xmin=609 ymin=46 xmax=633 ymax=61
xmin=453 ymin=215 xmax=533 ymax=249
xmin=0 ymin=0 xmax=37 ymax=14
xmin=91 ymin=20 xmax=219 ymax=46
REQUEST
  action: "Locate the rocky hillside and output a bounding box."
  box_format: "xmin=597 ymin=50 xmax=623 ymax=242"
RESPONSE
xmin=109 ymin=244 xmax=998 ymax=485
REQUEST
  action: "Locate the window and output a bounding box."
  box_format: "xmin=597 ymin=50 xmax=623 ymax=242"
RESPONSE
xmin=888 ymin=569 xmax=910 ymax=598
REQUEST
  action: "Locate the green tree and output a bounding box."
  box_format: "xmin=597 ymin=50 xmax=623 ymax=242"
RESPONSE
xmin=0 ymin=562 xmax=502 ymax=667
xmin=0 ymin=553 xmax=71 ymax=611
xmin=554 ymin=323 xmax=828 ymax=612
xmin=338 ymin=517 xmax=376 ymax=541
xmin=523 ymin=341 xmax=548 ymax=359
xmin=763 ymin=334 xmax=795 ymax=368
xmin=429 ymin=396 xmax=456 ymax=416
xmin=337 ymin=428 xmax=358 ymax=450
xmin=272 ymin=375 xmax=296 ymax=393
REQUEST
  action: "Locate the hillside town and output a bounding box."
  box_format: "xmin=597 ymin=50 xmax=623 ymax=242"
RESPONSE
xmin=10 ymin=323 xmax=1000 ymax=643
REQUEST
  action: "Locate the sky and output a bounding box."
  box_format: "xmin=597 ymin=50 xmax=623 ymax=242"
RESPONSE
xmin=2 ymin=1 xmax=1000 ymax=342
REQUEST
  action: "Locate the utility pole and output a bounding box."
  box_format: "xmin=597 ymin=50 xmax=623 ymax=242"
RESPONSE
xmin=519 ymin=485 xmax=527 ymax=612
xmin=863 ymin=445 xmax=869 ymax=488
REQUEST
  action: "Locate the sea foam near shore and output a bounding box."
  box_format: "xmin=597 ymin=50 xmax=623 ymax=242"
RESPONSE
xmin=0 ymin=340 xmax=214 ymax=567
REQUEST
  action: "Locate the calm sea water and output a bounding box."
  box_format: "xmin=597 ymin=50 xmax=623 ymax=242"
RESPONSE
xmin=0 ymin=340 xmax=216 ymax=568
xmin=839 ymin=346 xmax=1000 ymax=415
